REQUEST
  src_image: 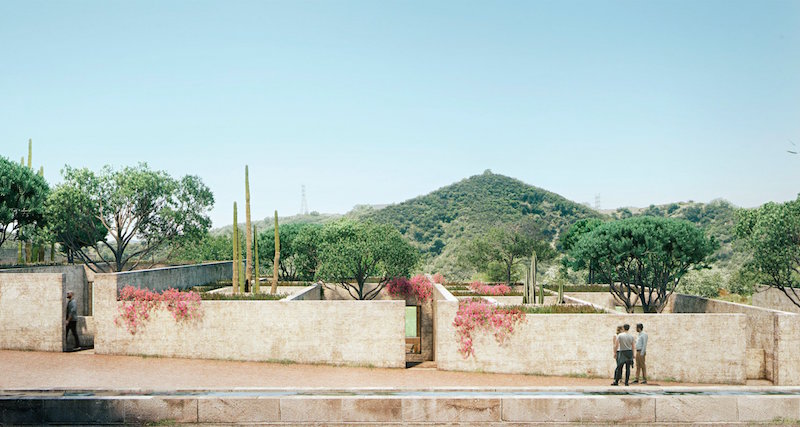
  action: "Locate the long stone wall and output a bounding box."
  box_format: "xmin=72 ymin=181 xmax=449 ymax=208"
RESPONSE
xmin=0 ymin=265 xmax=89 ymax=315
xmin=93 ymin=276 xmax=406 ymax=368
xmin=108 ymin=261 xmax=233 ymax=292
xmin=0 ymin=273 xmax=65 ymax=351
xmin=434 ymin=295 xmax=747 ymax=384
xmin=752 ymin=286 xmax=800 ymax=314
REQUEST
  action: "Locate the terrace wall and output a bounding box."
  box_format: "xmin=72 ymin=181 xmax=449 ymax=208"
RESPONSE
xmin=0 ymin=273 xmax=65 ymax=351
xmin=0 ymin=265 xmax=89 ymax=315
xmin=109 ymin=261 xmax=232 ymax=292
xmin=752 ymin=287 xmax=800 ymax=314
xmin=434 ymin=290 xmax=747 ymax=384
xmin=93 ymin=276 xmax=406 ymax=367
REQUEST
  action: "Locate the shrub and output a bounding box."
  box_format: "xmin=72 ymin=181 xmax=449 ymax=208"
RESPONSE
xmin=432 ymin=273 xmax=446 ymax=285
xmin=727 ymin=268 xmax=757 ymax=296
xmin=386 ymin=274 xmax=434 ymax=303
xmin=468 ymin=281 xmax=513 ymax=296
xmin=115 ymin=286 xmax=203 ymax=335
xmin=508 ymin=304 xmax=606 ymax=314
xmin=200 ymin=292 xmax=286 ymax=300
xmin=453 ymin=298 xmax=525 ymax=358
xmin=544 ymin=284 xmax=608 ymax=293
xmin=680 ymin=270 xmax=723 ymax=298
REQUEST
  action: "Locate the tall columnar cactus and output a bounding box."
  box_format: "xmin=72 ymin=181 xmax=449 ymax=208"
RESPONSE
xmin=244 ymin=165 xmax=253 ymax=292
xmin=50 ymin=242 xmax=55 ymax=262
xmin=271 ymin=210 xmax=280 ymax=295
xmin=558 ymin=281 xmax=564 ymax=304
xmin=24 ymin=142 xmax=32 ymax=263
xmin=17 ymin=157 xmax=24 ymax=265
xmin=253 ymin=225 xmax=259 ymax=294
xmin=232 ymin=202 xmax=239 ymax=293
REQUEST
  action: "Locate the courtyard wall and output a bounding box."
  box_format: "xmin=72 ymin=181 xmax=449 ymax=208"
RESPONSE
xmin=752 ymin=287 xmax=800 ymax=314
xmin=0 ymin=265 xmax=89 ymax=315
xmin=93 ymin=278 xmax=406 ymax=367
xmin=433 ymin=287 xmax=748 ymax=384
xmin=108 ymin=261 xmax=232 ymax=292
xmin=0 ymin=273 xmax=65 ymax=351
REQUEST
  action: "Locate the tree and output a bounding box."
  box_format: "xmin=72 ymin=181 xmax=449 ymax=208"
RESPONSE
xmin=567 ymin=216 xmax=715 ymax=313
xmin=52 ymin=163 xmax=214 ymax=272
xmin=46 ymin=184 xmax=106 ymax=263
xmin=258 ymin=222 xmax=323 ymax=281
xmin=0 ymin=156 xmax=49 ymax=250
xmin=316 ymin=220 xmax=418 ymax=300
xmin=736 ymin=196 xmax=800 ymax=308
xmin=461 ymin=225 xmax=555 ymax=284
xmin=559 ymin=218 xmax=603 ymax=283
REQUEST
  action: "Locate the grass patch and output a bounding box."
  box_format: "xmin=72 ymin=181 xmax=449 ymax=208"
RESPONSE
xmin=714 ymin=293 xmax=752 ymax=305
xmin=445 ymin=285 xmax=470 ymax=291
xmin=507 ymin=304 xmax=607 ymax=314
xmin=190 ymin=281 xmax=230 ymax=293
xmin=200 ymin=292 xmax=286 ymax=300
xmin=545 ymin=284 xmax=609 ymax=293
xmin=450 ymin=291 xmax=523 ymax=297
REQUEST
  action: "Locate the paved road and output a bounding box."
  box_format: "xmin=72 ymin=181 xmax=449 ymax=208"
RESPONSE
xmin=0 ymin=350 xmax=721 ymax=391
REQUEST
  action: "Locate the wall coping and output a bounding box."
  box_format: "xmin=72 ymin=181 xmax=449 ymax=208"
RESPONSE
xmin=285 ymin=283 xmax=321 ymax=301
xmin=674 ymin=292 xmax=799 ymax=316
xmin=94 ymin=261 xmax=232 ymax=278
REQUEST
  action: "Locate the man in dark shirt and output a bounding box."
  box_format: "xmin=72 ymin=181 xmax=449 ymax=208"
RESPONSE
xmin=65 ymin=291 xmax=80 ymax=350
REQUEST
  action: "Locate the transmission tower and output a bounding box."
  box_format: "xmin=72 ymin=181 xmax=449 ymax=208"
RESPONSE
xmin=594 ymin=194 xmax=601 ymax=211
xmin=300 ymin=185 xmax=309 ymax=215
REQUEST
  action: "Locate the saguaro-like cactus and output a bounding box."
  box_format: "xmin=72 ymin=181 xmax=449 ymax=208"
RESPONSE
xmin=17 ymin=157 xmax=24 ymax=265
xmin=253 ymin=225 xmax=259 ymax=294
xmin=271 ymin=210 xmax=280 ymax=295
xmin=558 ymin=281 xmax=564 ymax=304
xmin=24 ymin=142 xmax=32 ymax=263
xmin=232 ymin=202 xmax=239 ymax=293
xmin=245 ymin=165 xmax=253 ymax=292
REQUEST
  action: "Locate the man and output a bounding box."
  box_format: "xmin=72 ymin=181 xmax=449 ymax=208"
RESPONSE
xmin=612 ymin=324 xmax=635 ymax=386
xmin=65 ymin=291 xmax=80 ymax=350
xmin=632 ymin=323 xmax=648 ymax=384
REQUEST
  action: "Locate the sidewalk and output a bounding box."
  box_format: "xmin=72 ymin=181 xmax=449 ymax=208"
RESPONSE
xmin=1 ymin=350 xmax=713 ymax=391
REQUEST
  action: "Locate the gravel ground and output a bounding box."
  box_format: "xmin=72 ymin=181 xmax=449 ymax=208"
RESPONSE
xmin=0 ymin=350 xmax=713 ymax=391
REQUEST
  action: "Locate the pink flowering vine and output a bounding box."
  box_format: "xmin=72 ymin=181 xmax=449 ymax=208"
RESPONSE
xmin=432 ymin=273 xmax=446 ymax=285
xmin=386 ymin=274 xmax=434 ymax=303
xmin=115 ymin=286 xmax=203 ymax=335
xmin=453 ymin=298 xmax=525 ymax=358
xmin=468 ymin=281 xmax=512 ymax=296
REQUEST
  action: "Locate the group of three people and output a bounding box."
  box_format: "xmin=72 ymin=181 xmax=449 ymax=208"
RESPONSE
xmin=612 ymin=323 xmax=647 ymax=386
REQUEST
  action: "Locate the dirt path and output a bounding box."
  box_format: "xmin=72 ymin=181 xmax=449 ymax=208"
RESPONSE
xmin=0 ymin=350 xmax=723 ymax=391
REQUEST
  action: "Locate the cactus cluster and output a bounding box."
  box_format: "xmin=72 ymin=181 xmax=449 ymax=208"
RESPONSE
xmin=271 ymin=210 xmax=280 ymax=295
xmin=232 ymin=202 xmax=240 ymax=293
xmin=523 ymin=251 xmax=539 ymax=304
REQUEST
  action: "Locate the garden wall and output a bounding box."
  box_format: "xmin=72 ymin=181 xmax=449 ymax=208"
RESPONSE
xmin=0 ymin=265 xmax=89 ymax=315
xmin=752 ymin=287 xmax=800 ymax=314
xmin=93 ymin=277 xmax=406 ymax=367
xmin=0 ymin=273 xmax=65 ymax=351
xmin=109 ymin=261 xmax=233 ymax=292
xmin=434 ymin=294 xmax=747 ymax=384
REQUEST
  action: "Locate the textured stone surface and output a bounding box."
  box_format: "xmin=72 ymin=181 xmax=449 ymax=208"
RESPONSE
xmin=752 ymin=287 xmax=800 ymax=314
xmin=341 ymin=397 xmax=402 ymax=422
xmin=93 ymin=277 xmax=406 ymax=368
xmin=0 ymin=399 xmax=44 ymax=424
xmin=0 ymin=265 xmax=88 ymax=315
xmin=403 ymin=397 xmax=501 ymax=422
xmin=776 ymin=314 xmax=800 ymax=386
xmin=435 ymin=297 xmax=748 ymax=384
xmin=580 ymin=396 xmax=655 ymax=423
xmin=198 ymin=397 xmax=278 ymax=423
xmin=0 ymin=273 xmax=65 ymax=352
xmin=280 ymin=397 xmax=342 ymax=422
xmin=501 ymin=396 xmax=583 ymax=422
xmin=41 ymin=398 xmax=125 ymax=424
xmin=124 ymin=397 xmax=198 ymax=423
xmin=654 ymin=396 xmax=738 ymax=422
xmin=738 ymin=395 xmax=800 ymax=422
xmin=106 ymin=261 xmax=232 ymax=292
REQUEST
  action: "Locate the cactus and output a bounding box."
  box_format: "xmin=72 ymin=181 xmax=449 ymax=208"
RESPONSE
xmin=24 ymin=142 xmax=32 ymax=263
xmin=50 ymin=242 xmax=55 ymax=262
xmin=244 ymin=165 xmax=252 ymax=292
xmin=271 ymin=210 xmax=280 ymax=295
xmin=253 ymin=225 xmax=259 ymax=294
xmin=232 ymin=202 xmax=239 ymax=293
xmin=558 ymin=281 xmax=564 ymax=304
xmin=17 ymin=158 xmax=24 ymax=265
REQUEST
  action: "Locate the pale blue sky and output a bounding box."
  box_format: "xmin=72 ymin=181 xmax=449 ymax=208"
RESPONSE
xmin=2 ymin=1 xmax=799 ymax=227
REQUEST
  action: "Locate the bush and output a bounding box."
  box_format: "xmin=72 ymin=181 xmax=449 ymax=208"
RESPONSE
xmin=200 ymin=292 xmax=286 ymax=300
xmin=468 ymin=281 xmax=513 ymax=296
xmin=680 ymin=270 xmax=723 ymax=298
xmin=727 ymin=268 xmax=757 ymax=296
xmin=507 ymin=304 xmax=606 ymax=314
xmin=386 ymin=274 xmax=434 ymax=303
xmin=544 ymin=284 xmax=608 ymax=293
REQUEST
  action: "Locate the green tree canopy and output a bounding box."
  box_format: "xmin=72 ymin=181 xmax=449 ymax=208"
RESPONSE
xmin=0 ymin=156 xmax=49 ymax=250
xmin=568 ymin=216 xmax=715 ymax=313
xmin=52 ymin=163 xmax=214 ymax=272
xmin=316 ymin=220 xmax=418 ymax=300
xmin=258 ymin=222 xmax=323 ymax=281
xmin=736 ymin=196 xmax=800 ymax=308
xmin=46 ymin=183 xmax=106 ymax=263
xmin=461 ymin=223 xmax=556 ymax=284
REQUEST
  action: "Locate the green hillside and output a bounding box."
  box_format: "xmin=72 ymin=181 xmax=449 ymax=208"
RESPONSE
xmin=361 ymin=170 xmax=603 ymax=279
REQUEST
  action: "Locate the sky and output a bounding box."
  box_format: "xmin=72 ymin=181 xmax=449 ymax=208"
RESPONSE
xmin=1 ymin=0 xmax=799 ymax=227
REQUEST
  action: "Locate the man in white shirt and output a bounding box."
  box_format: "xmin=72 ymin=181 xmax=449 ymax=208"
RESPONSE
xmin=612 ymin=324 xmax=635 ymax=386
xmin=633 ymin=323 xmax=648 ymax=384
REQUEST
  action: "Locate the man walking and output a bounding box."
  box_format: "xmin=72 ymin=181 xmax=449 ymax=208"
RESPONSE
xmin=633 ymin=323 xmax=648 ymax=384
xmin=612 ymin=324 xmax=635 ymax=386
xmin=65 ymin=291 xmax=80 ymax=350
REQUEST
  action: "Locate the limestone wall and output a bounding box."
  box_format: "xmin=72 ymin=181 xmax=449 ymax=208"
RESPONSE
xmin=435 ymin=297 xmax=747 ymax=384
xmin=93 ymin=276 xmax=406 ymax=368
xmin=109 ymin=261 xmax=232 ymax=292
xmin=752 ymin=287 xmax=800 ymax=314
xmin=0 ymin=273 xmax=65 ymax=351
xmin=0 ymin=265 xmax=89 ymax=315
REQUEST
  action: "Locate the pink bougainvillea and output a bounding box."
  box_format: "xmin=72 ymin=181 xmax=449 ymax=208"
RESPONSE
xmin=468 ymin=281 xmax=512 ymax=296
xmin=432 ymin=273 xmax=446 ymax=285
xmin=453 ymin=298 xmax=525 ymax=358
xmin=115 ymin=286 xmax=203 ymax=335
xmin=386 ymin=274 xmax=434 ymax=303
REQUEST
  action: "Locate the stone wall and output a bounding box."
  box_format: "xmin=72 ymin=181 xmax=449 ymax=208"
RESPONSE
xmin=93 ymin=276 xmax=406 ymax=368
xmin=752 ymin=287 xmax=800 ymax=314
xmin=0 ymin=273 xmax=65 ymax=351
xmin=434 ymin=294 xmax=748 ymax=384
xmin=109 ymin=261 xmax=233 ymax=292
xmin=0 ymin=265 xmax=89 ymax=315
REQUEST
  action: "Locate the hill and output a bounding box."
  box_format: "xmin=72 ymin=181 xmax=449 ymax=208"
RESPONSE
xmin=361 ymin=170 xmax=603 ymax=279
xmin=211 ymin=212 xmax=341 ymax=236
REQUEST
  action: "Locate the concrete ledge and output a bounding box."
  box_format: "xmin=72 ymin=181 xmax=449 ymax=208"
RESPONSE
xmin=3 ymin=391 xmax=800 ymax=424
